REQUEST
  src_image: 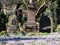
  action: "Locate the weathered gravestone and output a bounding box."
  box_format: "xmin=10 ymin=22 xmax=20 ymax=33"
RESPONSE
xmin=7 ymin=14 xmax=20 ymax=35
xmin=40 ymin=16 xmax=51 ymax=33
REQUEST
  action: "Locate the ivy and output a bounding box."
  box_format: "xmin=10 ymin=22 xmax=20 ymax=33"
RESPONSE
xmin=51 ymin=1 xmax=58 ymax=23
xmin=20 ymin=4 xmax=27 ymax=10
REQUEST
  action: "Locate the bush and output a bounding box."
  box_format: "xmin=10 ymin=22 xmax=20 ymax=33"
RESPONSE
xmin=0 ymin=12 xmax=8 ymax=32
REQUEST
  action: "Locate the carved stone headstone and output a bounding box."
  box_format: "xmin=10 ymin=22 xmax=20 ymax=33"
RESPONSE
xmin=7 ymin=14 xmax=20 ymax=35
xmin=40 ymin=16 xmax=51 ymax=33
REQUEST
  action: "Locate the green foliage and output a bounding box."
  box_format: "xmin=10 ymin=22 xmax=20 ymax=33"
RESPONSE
xmin=18 ymin=4 xmax=27 ymax=25
xmin=10 ymin=0 xmax=14 ymax=5
xmin=17 ymin=14 xmax=27 ymax=26
xmin=22 ymin=43 xmax=24 ymax=45
xmin=51 ymin=1 xmax=58 ymax=23
xmin=55 ymin=25 xmax=60 ymax=32
xmin=0 ymin=12 xmax=8 ymax=32
xmin=0 ymin=30 xmax=9 ymax=36
xmin=32 ymin=44 xmax=36 ymax=45
xmin=0 ymin=13 xmax=8 ymax=23
xmin=16 ymin=3 xmax=27 ymax=26
xmin=44 ymin=8 xmax=52 ymax=16
xmin=37 ymin=0 xmax=44 ymax=7
xmin=29 ymin=32 xmax=35 ymax=36
xmin=20 ymin=4 xmax=27 ymax=10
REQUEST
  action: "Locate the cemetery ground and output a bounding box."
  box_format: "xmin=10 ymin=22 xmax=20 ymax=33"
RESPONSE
xmin=0 ymin=25 xmax=60 ymax=45
xmin=0 ymin=32 xmax=60 ymax=45
xmin=0 ymin=13 xmax=60 ymax=45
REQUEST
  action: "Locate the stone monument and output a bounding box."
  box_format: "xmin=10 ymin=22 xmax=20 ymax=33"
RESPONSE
xmin=7 ymin=6 xmax=20 ymax=35
xmin=7 ymin=14 xmax=20 ymax=35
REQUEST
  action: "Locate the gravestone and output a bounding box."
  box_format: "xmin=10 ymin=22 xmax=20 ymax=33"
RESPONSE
xmin=7 ymin=14 xmax=20 ymax=35
xmin=40 ymin=16 xmax=51 ymax=33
